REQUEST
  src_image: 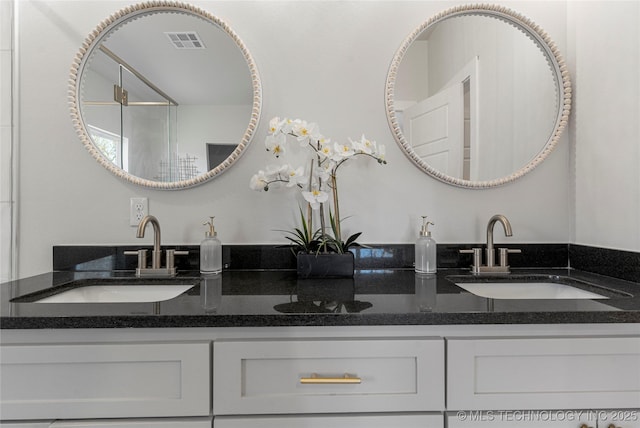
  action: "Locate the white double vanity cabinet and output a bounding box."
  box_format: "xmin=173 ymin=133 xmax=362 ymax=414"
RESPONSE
xmin=2 ymin=325 xmax=639 ymax=428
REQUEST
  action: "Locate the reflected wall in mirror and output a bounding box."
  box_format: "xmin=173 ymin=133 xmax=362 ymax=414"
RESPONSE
xmin=386 ymin=4 xmax=571 ymax=188
xmin=69 ymin=1 xmax=261 ymax=189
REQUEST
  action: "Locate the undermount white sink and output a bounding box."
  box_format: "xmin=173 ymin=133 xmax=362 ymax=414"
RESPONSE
xmin=35 ymin=284 xmax=194 ymax=303
xmin=454 ymin=281 xmax=609 ymax=300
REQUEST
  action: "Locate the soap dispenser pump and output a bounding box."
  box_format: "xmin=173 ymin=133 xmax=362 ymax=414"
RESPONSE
xmin=415 ymin=216 xmax=437 ymax=274
xmin=201 ymin=217 xmax=222 ymax=274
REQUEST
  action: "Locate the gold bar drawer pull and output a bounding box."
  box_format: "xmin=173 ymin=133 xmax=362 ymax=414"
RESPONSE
xmin=300 ymin=373 xmax=362 ymax=384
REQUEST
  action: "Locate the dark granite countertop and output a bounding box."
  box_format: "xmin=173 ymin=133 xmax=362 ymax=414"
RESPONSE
xmin=2 ymin=268 xmax=639 ymax=329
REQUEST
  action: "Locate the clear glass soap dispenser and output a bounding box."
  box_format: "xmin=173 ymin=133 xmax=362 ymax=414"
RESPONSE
xmin=415 ymin=216 xmax=437 ymax=273
xmin=201 ymin=216 xmax=222 ymax=274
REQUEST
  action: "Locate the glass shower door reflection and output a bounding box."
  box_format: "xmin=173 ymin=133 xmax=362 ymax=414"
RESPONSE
xmin=80 ymin=48 xmax=124 ymax=168
xmin=120 ymin=66 xmax=177 ymax=182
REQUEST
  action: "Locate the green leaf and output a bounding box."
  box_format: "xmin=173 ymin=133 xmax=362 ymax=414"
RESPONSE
xmin=344 ymin=232 xmax=362 ymax=248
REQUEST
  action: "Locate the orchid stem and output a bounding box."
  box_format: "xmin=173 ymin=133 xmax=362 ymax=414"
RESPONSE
xmin=331 ymin=174 xmax=341 ymax=241
xmin=306 ymin=159 xmax=314 ymax=243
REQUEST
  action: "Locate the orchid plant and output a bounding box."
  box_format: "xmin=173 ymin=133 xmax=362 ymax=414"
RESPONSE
xmin=250 ymin=117 xmax=387 ymax=254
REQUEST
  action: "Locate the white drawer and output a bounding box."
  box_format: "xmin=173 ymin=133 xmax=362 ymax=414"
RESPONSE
xmin=0 ymin=423 xmax=52 ymax=428
xmin=447 ymin=336 xmax=640 ymax=410
xmin=213 ymin=337 xmax=444 ymax=415
xmin=50 ymin=417 xmax=213 ymax=427
xmin=0 ymin=342 xmax=210 ymax=420
xmin=215 ymin=413 xmax=443 ymax=428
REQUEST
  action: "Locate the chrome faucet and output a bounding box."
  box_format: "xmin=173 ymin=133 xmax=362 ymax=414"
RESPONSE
xmin=460 ymin=214 xmax=521 ymax=274
xmin=137 ymin=215 xmax=162 ymax=269
xmin=124 ymin=215 xmax=189 ymax=277
xmin=486 ymin=214 xmax=512 ymax=268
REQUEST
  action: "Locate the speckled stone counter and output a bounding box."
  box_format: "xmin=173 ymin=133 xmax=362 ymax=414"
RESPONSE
xmin=2 ymin=267 xmax=639 ymax=329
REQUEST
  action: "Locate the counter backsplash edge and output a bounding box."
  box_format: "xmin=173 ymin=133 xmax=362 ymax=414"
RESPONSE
xmin=51 ymin=244 xmax=639 ymax=283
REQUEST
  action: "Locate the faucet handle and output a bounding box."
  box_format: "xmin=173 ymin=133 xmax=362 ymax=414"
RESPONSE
xmin=460 ymin=248 xmax=483 ymax=271
xmin=498 ymin=247 xmax=522 ymax=267
xmin=124 ymin=249 xmax=147 ymax=269
xmin=166 ymin=249 xmax=189 ymax=270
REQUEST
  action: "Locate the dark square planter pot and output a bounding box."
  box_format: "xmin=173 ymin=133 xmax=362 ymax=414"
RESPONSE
xmin=296 ymin=252 xmax=355 ymax=278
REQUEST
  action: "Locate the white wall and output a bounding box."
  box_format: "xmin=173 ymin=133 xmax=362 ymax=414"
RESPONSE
xmin=178 ymin=104 xmax=253 ymax=174
xmin=570 ymin=1 xmax=640 ymax=253
xmin=1 ymin=0 xmax=14 ymax=282
xmin=11 ymin=0 xmax=585 ymax=278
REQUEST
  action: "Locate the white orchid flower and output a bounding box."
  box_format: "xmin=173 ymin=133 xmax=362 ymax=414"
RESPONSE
xmin=376 ymin=144 xmax=386 ymax=161
xmin=333 ymin=141 xmax=355 ymax=159
xmin=265 ymin=163 xmax=288 ymax=178
xmin=287 ymin=118 xmax=303 ymax=134
xmin=285 ymin=165 xmax=307 ymax=187
xmin=293 ymin=121 xmax=320 ymax=146
xmin=290 ymin=119 xmax=307 ymax=136
xmin=302 ymin=189 xmax=329 ymax=210
xmin=317 ymin=140 xmax=334 ymax=159
xmin=313 ymin=161 xmax=333 ymax=182
xmin=272 ymin=117 xmax=292 ymax=134
xmin=352 ymin=134 xmax=376 ymax=154
xmin=249 ymin=170 xmax=270 ymax=191
xmin=348 ymin=137 xmax=361 ymax=152
xmin=268 ymin=117 xmax=283 ymax=135
xmin=265 ymin=133 xmax=286 ymax=157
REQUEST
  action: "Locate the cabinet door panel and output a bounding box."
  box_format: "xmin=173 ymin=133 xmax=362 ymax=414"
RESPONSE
xmin=215 ymin=413 xmax=442 ymax=428
xmin=447 ymin=337 xmax=640 ymax=410
xmin=0 ymin=342 xmax=210 ymax=420
xmin=214 ymin=338 xmax=444 ymax=415
xmin=0 ymin=423 xmax=52 ymax=427
xmin=50 ymin=417 xmax=212 ymax=427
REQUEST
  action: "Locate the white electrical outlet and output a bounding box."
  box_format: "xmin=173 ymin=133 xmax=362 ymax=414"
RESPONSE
xmin=130 ymin=197 xmax=148 ymax=226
